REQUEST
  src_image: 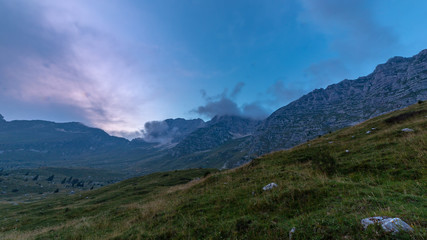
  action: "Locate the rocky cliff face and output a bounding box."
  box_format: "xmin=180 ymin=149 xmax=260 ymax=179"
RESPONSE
xmin=248 ymin=49 xmax=427 ymax=155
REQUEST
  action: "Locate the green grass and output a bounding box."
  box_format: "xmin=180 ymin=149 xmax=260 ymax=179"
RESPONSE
xmin=0 ymin=102 xmax=426 ymax=239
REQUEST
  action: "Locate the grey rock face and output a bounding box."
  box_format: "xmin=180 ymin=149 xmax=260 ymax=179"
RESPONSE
xmin=248 ymin=49 xmax=427 ymax=156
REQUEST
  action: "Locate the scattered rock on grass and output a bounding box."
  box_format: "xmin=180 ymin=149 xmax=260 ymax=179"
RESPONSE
xmin=361 ymin=216 xmax=413 ymax=234
xmin=289 ymin=227 xmax=296 ymax=240
xmin=401 ymin=128 xmax=414 ymax=132
xmin=262 ymin=182 xmax=278 ymax=191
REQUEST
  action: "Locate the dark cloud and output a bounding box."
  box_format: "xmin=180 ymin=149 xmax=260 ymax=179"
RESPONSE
xmin=194 ymin=83 xmax=269 ymax=120
xmin=298 ymin=0 xmax=400 ymax=87
xmin=0 ymin=1 xmax=69 ymax=64
xmin=267 ymin=80 xmax=305 ymax=105
xmin=195 ymin=97 xmax=241 ymax=119
xmin=305 ymin=59 xmax=349 ymax=86
xmin=299 ymin=0 xmax=398 ymax=61
xmin=230 ymin=82 xmax=245 ymax=98
xmin=242 ymin=102 xmax=269 ymax=120
xmin=142 ymin=121 xmax=170 ymax=143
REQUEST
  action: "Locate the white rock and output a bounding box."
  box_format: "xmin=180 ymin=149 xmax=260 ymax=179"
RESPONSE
xmin=361 ymin=216 xmax=413 ymax=234
xmin=381 ymin=218 xmax=413 ymax=233
xmin=366 ymin=131 xmax=371 ymax=134
xmin=371 ymin=128 xmax=376 ymax=130
xmin=262 ymin=182 xmax=278 ymax=191
xmin=401 ymin=128 xmax=414 ymax=132
xmin=345 ymin=150 xmax=349 ymax=153
xmin=289 ymin=227 xmax=296 ymax=240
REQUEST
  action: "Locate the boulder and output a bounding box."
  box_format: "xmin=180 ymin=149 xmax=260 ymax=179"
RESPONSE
xmin=361 ymin=216 xmax=413 ymax=234
xmin=262 ymin=182 xmax=278 ymax=191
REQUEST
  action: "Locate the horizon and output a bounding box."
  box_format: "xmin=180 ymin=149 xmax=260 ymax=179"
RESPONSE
xmin=1 ymin=0 xmax=427 ymax=138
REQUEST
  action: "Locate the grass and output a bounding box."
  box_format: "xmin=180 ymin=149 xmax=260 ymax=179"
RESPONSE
xmin=0 ymin=102 xmax=426 ymax=239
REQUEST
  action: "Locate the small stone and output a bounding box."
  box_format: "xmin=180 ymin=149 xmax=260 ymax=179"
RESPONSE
xmin=371 ymin=128 xmax=376 ymax=130
xmin=328 ymin=141 xmax=333 ymax=144
xmin=401 ymin=128 xmax=414 ymax=132
xmin=366 ymin=131 xmax=371 ymax=134
xmin=262 ymin=182 xmax=278 ymax=191
xmin=289 ymin=227 xmax=296 ymax=240
xmin=345 ymin=150 xmax=349 ymax=153
xmin=351 ymin=136 xmax=355 ymax=138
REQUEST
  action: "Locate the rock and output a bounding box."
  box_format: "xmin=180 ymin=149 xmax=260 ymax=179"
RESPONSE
xmin=371 ymin=128 xmax=376 ymax=130
xmin=345 ymin=150 xmax=349 ymax=153
xmin=366 ymin=131 xmax=371 ymax=134
xmin=328 ymin=141 xmax=333 ymax=144
xmin=361 ymin=216 xmax=413 ymax=234
xmin=382 ymin=218 xmax=413 ymax=233
xmin=289 ymin=227 xmax=296 ymax=240
xmin=401 ymin=128 xmax=414 ymax=132
xmin=262 ymin=182 xmax=278 ymax=191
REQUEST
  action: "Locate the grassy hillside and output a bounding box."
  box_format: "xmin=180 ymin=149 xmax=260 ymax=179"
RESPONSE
xmin=0 ymin=102 xmax=426 ymax=239
xmin=0 ymin=167 xmax=125 ymax=202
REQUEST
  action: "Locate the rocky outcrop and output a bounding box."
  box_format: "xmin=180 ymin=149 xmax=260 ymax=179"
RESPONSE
xmin=248 ymin=49 xmax=427 ymax=156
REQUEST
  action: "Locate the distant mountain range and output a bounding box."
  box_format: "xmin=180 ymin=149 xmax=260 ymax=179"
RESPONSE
xmin=0 ymin=49 xmax=426 ymax=175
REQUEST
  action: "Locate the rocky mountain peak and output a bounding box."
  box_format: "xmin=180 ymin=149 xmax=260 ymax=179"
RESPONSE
xmin=0 ymin=114 xmax=5 ymax=122
xmin=247 ymin=49 xmax=427 ymax=156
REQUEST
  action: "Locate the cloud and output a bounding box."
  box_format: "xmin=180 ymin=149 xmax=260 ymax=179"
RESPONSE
xmin=267 ymin=80 xmax=305 ymax=105
xmin=194 ymin=83 xmax=269 ymax=120
xmin=230 ymin=82 xmax=245 ymax=98
xmin=298 ymin=0 xmax=400 ymax=86
xmin=304 ymin=59 xmax=349 ymax=86
xmin=298 ymin=0 xmax=398 ymax=60
xmin=141 ymin=121 xmax=171 ymax=144
xmin=0 ymin=1 xmax=157 ymax=134
xmin=195 ymin=97 xmax=241 ymax=118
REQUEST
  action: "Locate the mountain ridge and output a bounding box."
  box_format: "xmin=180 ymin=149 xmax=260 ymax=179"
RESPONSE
xmin=247 ymin=48 xmax=427 ymax=156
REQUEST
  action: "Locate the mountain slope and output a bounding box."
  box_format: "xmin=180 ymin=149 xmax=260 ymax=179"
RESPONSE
xmin=1 ymin=102 xmax=425 ymax=239
xmin=170 ymin=115 xmax=260 ymax=157
xmin=248 ymin=49 xmax=427 ymax=156
xmin=0 ymin=119 xmax=132 ymax=169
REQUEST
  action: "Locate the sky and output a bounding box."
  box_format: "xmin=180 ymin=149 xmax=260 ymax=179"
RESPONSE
xmin=0 ymin=0 xmax=426 ymax=138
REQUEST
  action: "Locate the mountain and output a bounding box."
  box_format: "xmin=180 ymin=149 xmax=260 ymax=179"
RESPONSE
xmin=247 ymin=49 xmax=427 ymax=156
xmin=2 ymin=102 xmax=425 ymax=239
xmin=0 ymin=119 xmax=131 ymax=170
xmin=170 ymin=115 xmax=260 ymax=157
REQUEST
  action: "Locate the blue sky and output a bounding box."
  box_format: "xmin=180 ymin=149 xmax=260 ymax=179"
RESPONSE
xmin=0 ymin=0 xmax=426 ymax=138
